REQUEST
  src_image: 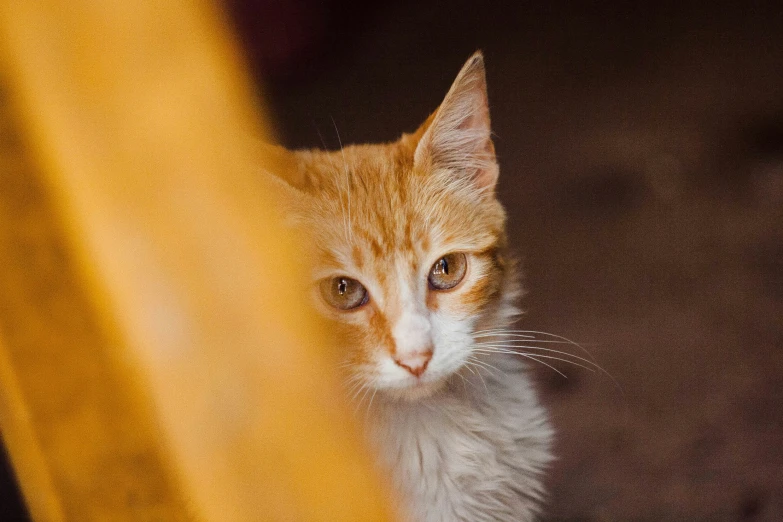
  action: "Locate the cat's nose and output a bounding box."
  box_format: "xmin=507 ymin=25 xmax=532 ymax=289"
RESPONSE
xmin=393 ymin=349 xmax=433 ymax=377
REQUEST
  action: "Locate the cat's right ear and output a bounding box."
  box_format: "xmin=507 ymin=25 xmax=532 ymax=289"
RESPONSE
xmin=413 ymin=52 xmax=498 ymax=196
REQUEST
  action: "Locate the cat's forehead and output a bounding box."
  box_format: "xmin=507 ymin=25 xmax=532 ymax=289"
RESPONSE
xmin=300 ymin=143 xmax=414 ymax=191
xmin=298 ymin=143 xmax=426 ymax=224
xmin=313 ymin=150 xmax=434 ymax=263
xmin=293 ymin=143 xmax=505 ymax=276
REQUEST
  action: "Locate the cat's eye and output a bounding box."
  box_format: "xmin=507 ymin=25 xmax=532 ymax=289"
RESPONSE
xmin=428 ymin=253 xmax=467 ymax=290
xmin=319 ymin=276 xmax=369 ymax=310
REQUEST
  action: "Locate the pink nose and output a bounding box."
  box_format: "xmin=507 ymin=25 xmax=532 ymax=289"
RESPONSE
xmin=393 ymin=351 xmax=433 ymax=377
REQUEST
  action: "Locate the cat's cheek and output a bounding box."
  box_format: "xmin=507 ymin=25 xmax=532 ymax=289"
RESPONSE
xmin=426 ymin=290 xmax=479 ymax=322
xmin=426 ymin=287 xmax=470 ymax=313
xmin=426 ymin=314 xmax=475 ymax=375
xmin=453 ymin=264 xmax=502 ymax=317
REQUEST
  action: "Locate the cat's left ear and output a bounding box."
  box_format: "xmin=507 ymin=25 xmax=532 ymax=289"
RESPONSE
xmin=257 ymin=144 xmax=317 ymax=216
xmin=413 ymin=51 xmax=498 ymax=195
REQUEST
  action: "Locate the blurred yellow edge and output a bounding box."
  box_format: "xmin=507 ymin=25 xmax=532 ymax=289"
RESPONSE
xmin=0 ymin=335 xmax=64 ymax=521
xmin=0 ymin=1 xmax=392 ymax=521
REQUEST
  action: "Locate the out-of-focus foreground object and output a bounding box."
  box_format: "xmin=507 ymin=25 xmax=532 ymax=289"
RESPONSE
xmin=0 ymin=1 xmax=392 ymax=521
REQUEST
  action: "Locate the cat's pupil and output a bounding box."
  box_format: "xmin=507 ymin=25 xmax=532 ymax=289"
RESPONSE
xmin=437 ymin=258 xmax=449 ymax=275
xmin=319 ymin=276 xmax=367 ymax=310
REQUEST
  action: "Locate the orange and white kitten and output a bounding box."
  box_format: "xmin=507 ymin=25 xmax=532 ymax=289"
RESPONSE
xmin=268 ymin=53 xmax=553 ymax=521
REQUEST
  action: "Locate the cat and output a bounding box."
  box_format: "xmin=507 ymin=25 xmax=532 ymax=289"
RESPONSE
xmin=266 ymin=52 xmax=554 ymax=521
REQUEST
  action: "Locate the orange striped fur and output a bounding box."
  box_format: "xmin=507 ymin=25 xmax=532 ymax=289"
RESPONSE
xmin=265 ymin=52 xmax=552 ymax=521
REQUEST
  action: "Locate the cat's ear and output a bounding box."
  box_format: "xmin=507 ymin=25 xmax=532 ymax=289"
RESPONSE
xmin=258 ymin=143 xmax=306 ymax=189
xmin=257 ymin=144 xmax=315 ymax=216
xmin=413 ymin=51 xmax=498 ymax=194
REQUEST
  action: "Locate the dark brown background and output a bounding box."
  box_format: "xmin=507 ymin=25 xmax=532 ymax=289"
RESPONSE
xmin=2 ymin=1 xmax=782 ymax=520
xmin=236 ymin=1 xmax=783 ymax=520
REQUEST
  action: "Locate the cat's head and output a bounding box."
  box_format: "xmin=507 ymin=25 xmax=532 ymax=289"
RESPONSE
xmin=268 ymin=52 xmax=518 ymax=401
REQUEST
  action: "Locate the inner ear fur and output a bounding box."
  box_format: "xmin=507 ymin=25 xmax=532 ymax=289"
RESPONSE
xmin=413 ymin=51 xmax=498 ymax=194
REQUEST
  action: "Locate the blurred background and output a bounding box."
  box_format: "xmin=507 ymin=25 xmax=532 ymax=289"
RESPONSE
xmin=2 ymin=1 xmax=782 ymax=520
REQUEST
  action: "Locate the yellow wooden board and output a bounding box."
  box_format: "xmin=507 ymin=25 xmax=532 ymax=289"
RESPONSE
xmin=0 ymin=1 xmax=392 ymax=520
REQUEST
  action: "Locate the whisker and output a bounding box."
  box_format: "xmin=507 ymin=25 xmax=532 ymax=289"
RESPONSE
xmin=348 ymin=382 xmax=366 ymax=402
xmin=331 ymin=116 xmax=353 ymax=244
xmin=466 ymin=356 xmax=501 ymax=377
xmin=463 ymin=361 xmax=489 ymax=392
xmin=474 ymin=329 xmax=628 ymax=408
xmin=349 ymin=390 xmax=364 ymax=409
xmin=348 ymin=378 xmax=370 ymax=403
xmin=453 ymin=371 xmax=467 ymax=392
xmin=462 ymin=362 xmax=479 ymax=378
xmin=473 ymin=329 xmax=534 ymax=339
xmin=471 ymin=348 xmax=597 ymax=373
xmin=313 ymin=120 xmax=329 ymax=151
xmin=454 ymin=369 xmax=478 ymax=393
xmin=465 ymin=360 xmax=494 ymax=380
xmin=511 ymin=353 xmax=568 ymax=378
xmin=474 ymin=334 xmax=579 ymax=345
xmin=473 ymin=343 xmax=601 ymax=371
xmin=345 ymin=379 xmax=363 ymax=396
xmin=343 ymin=374 xmax=363 ymax=390
xmin=365 ymin=387 xmax=379 ymax=417
xmin=354 ymin=385 xmax=373 ymax=414
xmin=480 ymin=329 xmax=597 ymax=361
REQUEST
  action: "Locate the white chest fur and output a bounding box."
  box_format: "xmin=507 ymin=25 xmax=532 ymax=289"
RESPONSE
xmin=368 ymin=354 xmax=553 ymax=522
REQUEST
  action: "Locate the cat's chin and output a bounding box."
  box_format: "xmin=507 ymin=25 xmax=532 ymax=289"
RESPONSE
xmin=383 ymin=378 xmax=446 ymax=402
